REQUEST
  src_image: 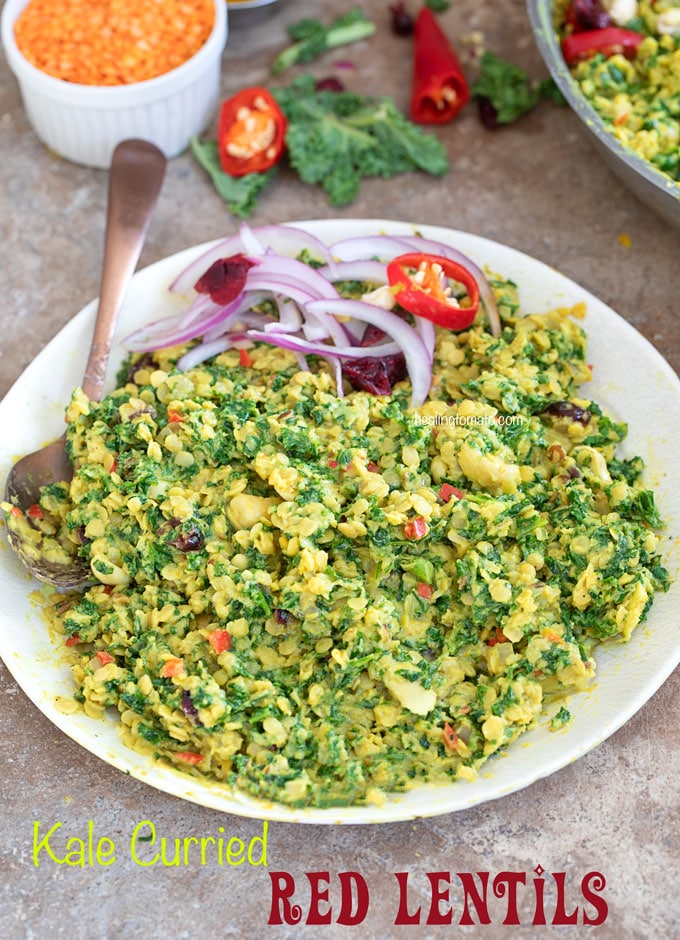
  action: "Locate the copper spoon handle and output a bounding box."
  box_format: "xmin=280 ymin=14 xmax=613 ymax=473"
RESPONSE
xmin=81 ymin=140 xmax=167 ymax=402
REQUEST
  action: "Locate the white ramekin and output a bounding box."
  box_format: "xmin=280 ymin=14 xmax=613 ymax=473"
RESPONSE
xmin=1 ymin=0 xmax=228 ymax=168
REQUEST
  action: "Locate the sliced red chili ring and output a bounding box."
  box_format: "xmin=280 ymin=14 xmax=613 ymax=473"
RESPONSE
xmin=218 ymin=86 xmax=288 ymax=177
xmin=387 ymin=252 xmax=480 ymax=330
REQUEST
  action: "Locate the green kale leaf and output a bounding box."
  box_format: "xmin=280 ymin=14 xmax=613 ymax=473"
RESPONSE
xmin=272 ymin=8 xmax=376 ymax=75
xmin=273 ymin=75 xmax=449 ymax=206
xmin=190 ymin=137 xmax=276 ymax=219
xmin=472 ymin=51 xmax=564 ymax=125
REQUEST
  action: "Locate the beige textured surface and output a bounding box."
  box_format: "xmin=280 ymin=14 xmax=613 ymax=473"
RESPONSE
xmin=1 ymin=1 xmax=678 ymax=937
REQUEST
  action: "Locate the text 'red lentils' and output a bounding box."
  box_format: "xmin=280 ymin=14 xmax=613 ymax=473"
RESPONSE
xmin=14 ymin=0 xmax=215 ymax=85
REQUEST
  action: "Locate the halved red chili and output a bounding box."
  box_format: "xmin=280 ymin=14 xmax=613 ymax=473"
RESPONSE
xmin=218 ymin=87 xmax=288 ymax=176
xmin=411 ymin=8 xmax=469 ymax=124
xmin=387 ymin=252 xmax=480 ymax=330
xmin=442 ymin=722 xmax=459 ymax=751
xmin=561 ymin=28 xmax=644 ymax=65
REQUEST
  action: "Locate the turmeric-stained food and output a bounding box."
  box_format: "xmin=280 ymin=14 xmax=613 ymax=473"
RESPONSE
xmin=556 ymin=0 xmax=680 ymax=183
xmin=10 ymin=251 xmax=669 ymax=808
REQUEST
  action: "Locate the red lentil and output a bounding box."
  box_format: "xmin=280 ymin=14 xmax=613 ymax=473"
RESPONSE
xmin=14 ymin=0 xmax=215 ymax=86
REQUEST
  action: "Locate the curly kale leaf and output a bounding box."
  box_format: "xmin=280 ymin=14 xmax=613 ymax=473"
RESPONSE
xmin=274 ymin=76 xmax=449 ymax=206
xmin=190 ymin=137 xmax=276 ymax=219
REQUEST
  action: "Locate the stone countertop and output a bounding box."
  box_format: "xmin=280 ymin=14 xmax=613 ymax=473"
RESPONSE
xmin=1 ymin=1 xmax=678 ymax=938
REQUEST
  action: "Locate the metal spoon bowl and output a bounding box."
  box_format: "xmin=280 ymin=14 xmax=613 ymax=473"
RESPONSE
xmin=4 ymin=139 xmax=166 ymax=590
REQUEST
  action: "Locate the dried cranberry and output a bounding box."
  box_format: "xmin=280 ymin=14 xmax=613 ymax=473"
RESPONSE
xmin=342 ymin=353 xmax=408 ymax=396
xmin=572 ymin=0 xmax=613 ymax=30
xmin=390 ymin=1 xmax=414 ymax=36
xmin=478 ymin=97 xmax=499 ymax=129
xmin=75 ymin=526 xmax=89 ymax=546
xmin=181 ymin=690 xmax=199 ymax=718
xmin=170 ymin=525 xmax=205 ymax=553
xmin=125 ymin=353 xmax=155 ymax=384
xmin=360 ymin=323 xmax=387 ymax=346
xmin=543 ymin=401 xmax=592 ymax=425
xmin=194 ymin=254 xmax=255 ymax=306
xmin=315 ymin=76 xmax=345 ymax=92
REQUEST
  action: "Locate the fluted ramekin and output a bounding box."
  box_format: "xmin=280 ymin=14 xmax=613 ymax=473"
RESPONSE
xmin=1 ymin=0 xmax=228 ymax=168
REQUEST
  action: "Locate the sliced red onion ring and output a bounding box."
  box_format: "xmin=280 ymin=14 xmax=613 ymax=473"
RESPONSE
xmin=330 ymin=235 xmax=415 ymax=262
xmin=317 ymin=260 xmax=388 ymax=284
xmin=272 ymin=296 xmax=303 ymax=333
xmin=413 ymin=316 xmax=435 ymax=362
xmin=177 ymin=336 xmax=234 ymax=371
xmin=245 ymin=330 xmax=400 ymax=360
xmin=239 ymin=222 xmax=266 ymax=256
xmin=247 ymin=255 xmax=340 ymax=300
xmin=124 ymin=297 xmax=241 ymax=351
xmin=241 ymin=273 xmax=351 ymax=347
xmin=324 ymin=356 xmax=345 ymax=398
xmin=245 ymin=274 xmax=325 ymax=306
xmin=302 ymin=315 xmax=331 ymax=343
xmin=169 ymin=224 xmax=338 ymax=294
xmin=202 ymin=292 xmax=269 ymax=343
xmin=122 ymin=294 xmax=216 ymax=350
xmin=305 ymin=299 xmax=431 ymax=407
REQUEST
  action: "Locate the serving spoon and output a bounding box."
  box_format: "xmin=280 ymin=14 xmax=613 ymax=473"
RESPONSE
xmin=4 ymin=139 xmax=167 ymax=590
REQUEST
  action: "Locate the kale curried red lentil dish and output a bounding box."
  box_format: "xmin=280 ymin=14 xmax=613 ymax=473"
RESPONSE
xmin=2 ymin=223 xmax=672 ymax=811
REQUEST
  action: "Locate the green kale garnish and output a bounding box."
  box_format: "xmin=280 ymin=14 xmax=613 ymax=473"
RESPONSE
xmin=273 ymin=75 xmax=449 ymax=206
xmin=472 ymin=51 xmax=565 ymax=126
xmin=271 ymin=8 xmax=376 ymax=75
xmin=192 ymin=75 xmax=449 ymax=215
xmin=190 ymin=137 xmax=277 ymax=219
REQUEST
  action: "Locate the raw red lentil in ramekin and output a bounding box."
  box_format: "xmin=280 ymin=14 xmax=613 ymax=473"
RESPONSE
xmin=14 ymin=0 xmax=215 ymax=86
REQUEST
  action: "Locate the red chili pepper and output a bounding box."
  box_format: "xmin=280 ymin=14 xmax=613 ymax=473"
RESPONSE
xmin=417 ymin=582 xmax=433 ymax=600
xmin=387 ymin=253 xmax=479 ymax=330
xmin=27 ymin=504 xmax=43 ymax=519
xmin=208 ymin=630 xmax=232 ymax=654
xmin=175 ymin=751 xmax=204 ymax=765
xmin=438 ymin=483 xmax=465 ymax=503
xmin=404 ymin=516 xmax=428 ymax=540
xmin=367 ymin=461 xmax=380 ymax=473
xmin=561 ymin=28 xmax=644 ymax=65
xmin=160 ymin=658 xmax=185 ymax=678
xmin=65 ymin=635 xmax=81 ymax=647
xmin=218 ymin=87 xmax=287 ymax=176
xmin=95 ymin=650 xmax=114 ymax=666
xmin=410 ymin=8 xmax=470 ymax=124
xmin=239 ymin=348 xmax=253 ymax=368
xmin=442 ymin=722 xmax=459 ymax=751
xmin=487 ymin=627 xmax=509 ymax=647
xmin=167 ymin=409 xmax=183 ymax=423
xmin=327 ymin=458 xmax=339 ymax=469
xmin=9 ymin=506 xmax=22 ymax=518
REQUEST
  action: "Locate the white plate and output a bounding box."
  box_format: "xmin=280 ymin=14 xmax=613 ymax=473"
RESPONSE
xmin=1 ymin=219 xmax=678 ymax=824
